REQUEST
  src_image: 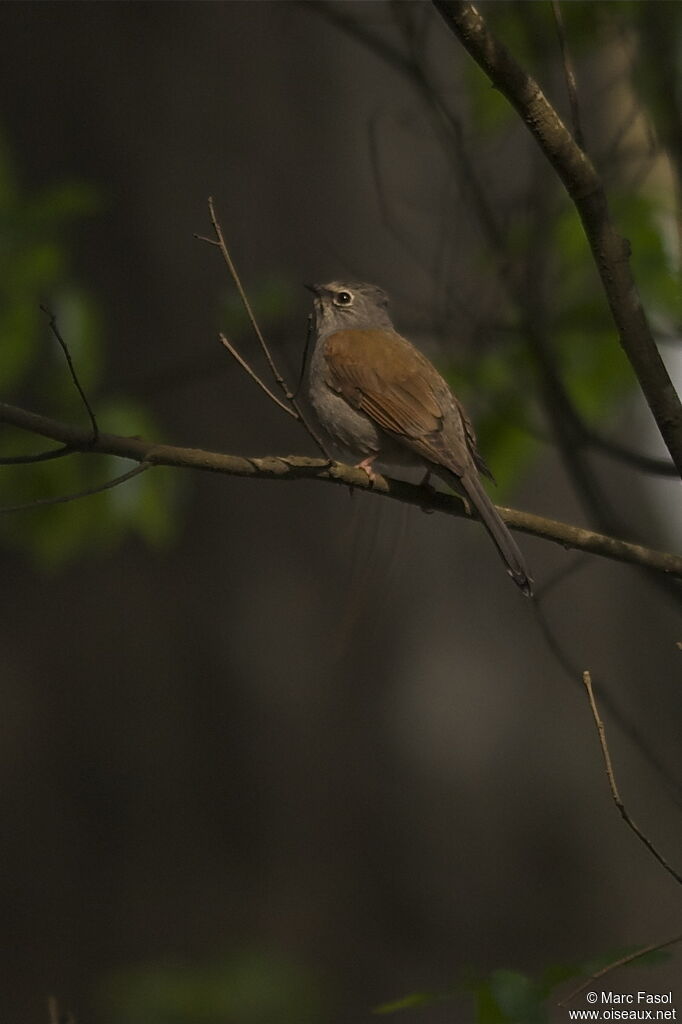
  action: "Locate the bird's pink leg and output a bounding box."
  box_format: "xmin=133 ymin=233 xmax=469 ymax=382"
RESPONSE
xmin=356 ymin=454 xmax=378 ymax=483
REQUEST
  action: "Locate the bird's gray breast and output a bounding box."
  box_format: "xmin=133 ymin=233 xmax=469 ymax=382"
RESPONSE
xmin=307 ymin=337 xmax=381 ymax=458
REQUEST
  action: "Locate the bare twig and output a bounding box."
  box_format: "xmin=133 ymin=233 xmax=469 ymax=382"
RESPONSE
xmin=0 ymin=461 xmax=150 ymax=515
xmin=0 ymin=445 xmax=73 ymax=465
xmin=0 ymin=306 xmax=97 ymax=466
xmin=40 ymin=304 xmax=98 ymax=442
xmin=206 ymin=200 xmax=280 ymax=384
xmin=219 ymin=333 xmax=297 ymax=419
xmin=193 ymin=233 xmax=219 ymax=247
xmin=432 ymin=1 xmax=682 ymax=478
xmin=1 ymin=399 xmax=681 ymax=579
xmin=582 ymin=670 xmax=682 ymax=885
xmin=550 ymin=0 xmax=584 ymax=149
xmin=203 ymin=197 xmax=328 ymax=455
xmin=559 ymin=930 xmax=682 ymax=1006
xmin=530 ymin=609 xmax=682 ymax=810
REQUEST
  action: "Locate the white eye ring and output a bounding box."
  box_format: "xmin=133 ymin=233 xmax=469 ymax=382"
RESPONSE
xmin=334 ymin=291 xmax=353 ymax=307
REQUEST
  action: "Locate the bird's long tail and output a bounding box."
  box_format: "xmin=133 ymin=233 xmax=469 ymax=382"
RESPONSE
xmin=445 ymin=468 xmax=533 ymax=596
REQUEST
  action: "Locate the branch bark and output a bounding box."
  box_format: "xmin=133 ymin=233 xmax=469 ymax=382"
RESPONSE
xmin=432 ymin=0 xmax=682 ymax=478
xmin=2 ymin=401 xmax=681 ymax=579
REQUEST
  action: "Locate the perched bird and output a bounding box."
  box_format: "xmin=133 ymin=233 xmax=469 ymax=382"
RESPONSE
xmin=305 ymin=281 xmax=532 ymax=596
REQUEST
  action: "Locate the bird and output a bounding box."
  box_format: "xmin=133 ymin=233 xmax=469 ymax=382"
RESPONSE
xmin=305 ymin=281 xmax=532 ymax=596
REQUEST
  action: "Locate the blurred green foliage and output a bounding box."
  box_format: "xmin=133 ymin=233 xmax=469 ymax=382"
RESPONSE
xmin=219 ymin=273 xmax=298 ymax=337
xmin=459 ymin=195 xmax=678 ymax=499
xmin=446 ymin=0 xmax=681 ymax=498
xmin=374 ymin=946 xmax=671 ymax=1022
xmin=0 ymin=133 xmax=179 ymax=566
xmin=99 ymin=948 xmax=324 ymax=1024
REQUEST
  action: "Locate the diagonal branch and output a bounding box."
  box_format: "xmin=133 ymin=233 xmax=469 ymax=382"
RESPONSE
xmin=203 ymin=198 xmax=328 ymax=455
xmin=219 ymin=332 xmax=298 ymax=419
xmin=207 ymin=198 xmax=289 ymax=400
xmin=0 ymin=306 xmax=99 ymax=467
xmin=0 ymin=445 xmax=73 ymax=465
xmin=432 ymin=1 xmax=682 ymax=478
xmin=0 ymin=462 xmax=150 ymax=515
xmin=40 ymin=304 xmax=99 ymax=442
xmin=559 ymin=930 xmax=682 ymax=1006
xmin=1 ymin=399 xmax=681 ymax=580
xmin=582 ymin=670 xmax=682 ymax=886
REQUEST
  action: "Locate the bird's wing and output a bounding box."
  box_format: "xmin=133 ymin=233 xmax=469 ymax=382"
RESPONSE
xmin=323 ymin=328 xmax=468 ymax=473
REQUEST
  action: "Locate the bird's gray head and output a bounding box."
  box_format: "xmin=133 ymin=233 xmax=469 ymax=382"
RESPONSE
xmin=306 ymin=281 xmax=393 ymax=337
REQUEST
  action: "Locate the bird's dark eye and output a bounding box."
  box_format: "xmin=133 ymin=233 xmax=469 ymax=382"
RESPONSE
xmin=335 ymin=291 xmax=353 ymax=306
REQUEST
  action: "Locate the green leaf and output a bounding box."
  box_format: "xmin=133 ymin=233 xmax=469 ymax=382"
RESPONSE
xmin=0 ymin=398 xmax=179 ymax=566
xmin=0 ymin=301 xmax=40 ymax=387
xmin=443 ymin=342 xmax=538 ymax=497
xmin=489 ymin=970 xmax=547 ymax=1024
xmin=373 ymin=990 xmax=447 ymax=1015
xmin=539 ymin=961 xmax=582 ymax=993
xmin=99 ymin=949 xmax=323 ymax=1024
xmin=473 ymin=980 xmax=509 ymax=1024
xmin=25 ymin=180 xmax=100 ymax=227
xmin=463 ymin=60 xmax=514 ymax=133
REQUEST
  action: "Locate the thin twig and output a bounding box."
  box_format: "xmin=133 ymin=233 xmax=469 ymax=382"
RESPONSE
xmin=207 ymin=197 xmax=282 ymax=384
xmin=204 ymin=197 xmax=328 ymax=455
xmin=0 ymin=304 xmax=100 ymax=465
xmin=582 ymin=670 xmax=682 ymax=885
xmin=531 ymin=609 xmax=682 ymax=810
xmin=0 ymin=461 xmax=150 ymax=514
xmin=40 ymin=305 xmax=98 ymax=442
xmin=0 ymin=445 xmax=73 ymax=465
xmin=550 ymin=0 xmax=584 ymax=149
xmin=219 ymin=333 xmax=297 ymax=419
xmin=193 ymin=233 xmax=220 ymax=247
xmin=559 ymin=931 xmax=682 ymax=1006
xmin=1 ymin=399 xmax=681 ymax=578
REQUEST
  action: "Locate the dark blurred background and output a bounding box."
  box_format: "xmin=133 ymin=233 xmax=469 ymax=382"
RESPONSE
xmin=0 ymin=3 xmax=680 ymax=1022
